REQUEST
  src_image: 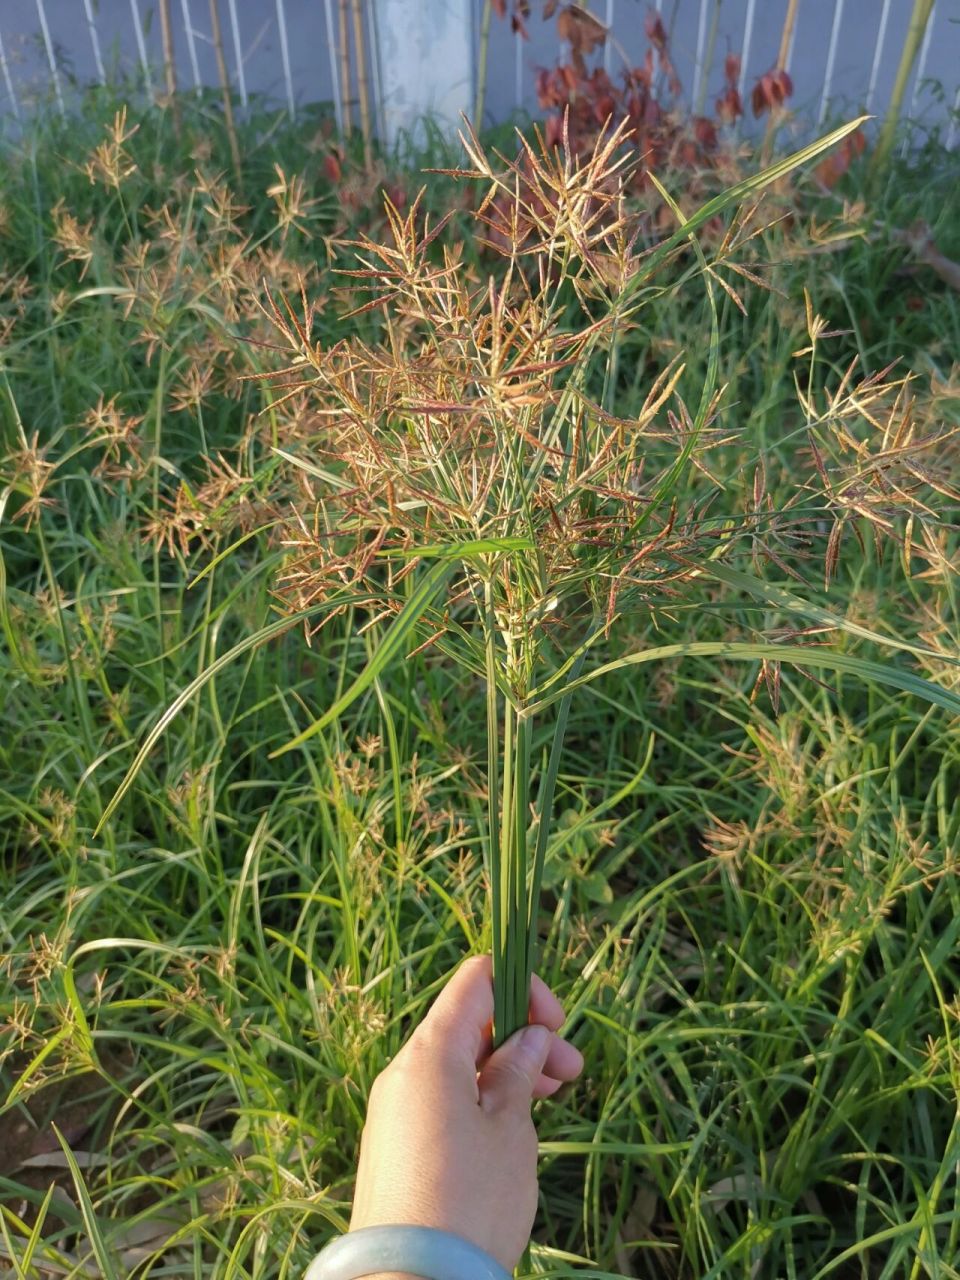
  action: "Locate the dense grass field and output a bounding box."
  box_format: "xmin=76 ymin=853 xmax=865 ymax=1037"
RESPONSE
xmin=1 ymin=89 xmax=959 ymax=1278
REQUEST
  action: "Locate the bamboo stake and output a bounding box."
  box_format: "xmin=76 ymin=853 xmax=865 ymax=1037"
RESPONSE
xmin=209 ymin=0 xmax=242 ymax=178
xmin=338 ymin=0 xmax=353 ymax=136
xmin=351 ymin=0 xmax=373 ymax=169
xmin=35 ymin=0 xmax=65 ymax=116
xmin=365 ymin=0 xmax=386 ymax=141
xmin=871 ymin=0 xmax=935 ymax=179
xmin=159 ymin=0 xmax=178 ymax=99
xmin=158 ymin=0 xmax=182 ymax=135
xmin=776 ymin=0 xmax=799 ymax=76
xmin=0 ymin=26 xmax=21 ymax=122
xmin=474 ymin=0 xmax=493 ymax=130
xmin=82 ymin=0 xmax=106 ymax=85
xmin=762 ymin=0 xmax=799 ymax=159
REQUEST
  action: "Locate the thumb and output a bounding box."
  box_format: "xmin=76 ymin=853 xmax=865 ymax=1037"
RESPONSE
xmin=478 ymin=1023 xmax=552 ymax=1113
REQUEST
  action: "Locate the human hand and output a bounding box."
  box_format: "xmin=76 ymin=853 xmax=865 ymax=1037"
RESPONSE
xmin=349 ymin=954 xmax=584 ymax=1272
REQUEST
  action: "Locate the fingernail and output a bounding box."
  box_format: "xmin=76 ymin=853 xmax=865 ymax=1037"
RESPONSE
xmin=518 ymin=1023 xmax=551 ymax=1063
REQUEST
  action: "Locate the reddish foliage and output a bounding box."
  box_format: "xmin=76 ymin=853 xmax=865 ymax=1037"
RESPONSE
xmin=751 ymin=68 xmax=794 ymax=117
xmin=320 ymin=146 xmax=408 ymax=227
xmin=814 ymin=127 xmax=866 ymax=187
xmin=491 ymin=1 xmax=852 ymax=203
xmin=511 ymin=0 xmax=531 ymax=37
xmin=644 ymin=11 xmax=667 ymax=50
xmin=529 ymin=11 xmax=732 ymax=197
xmin=715 ymin=87 xmax=743 ymax=124
xmin=694 ymin=117 xmax=718 ymax=149
xmin=556 ymin=5 xmax=607 ymax=75
xmin=716 ymin=50 xmax=743 ymax=124
xmin=323 ymin=152 xmax=342 ymax=184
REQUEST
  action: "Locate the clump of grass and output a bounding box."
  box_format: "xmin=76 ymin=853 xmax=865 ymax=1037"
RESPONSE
xmin=229 ymin=116 xmax=958 ymax=1042
xmin=2 ymin=87 xmax=960 ymax=1278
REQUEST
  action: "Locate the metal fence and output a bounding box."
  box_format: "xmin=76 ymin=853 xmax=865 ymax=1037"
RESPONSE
xmin=0 ymin=1 xmax=958 ymax=148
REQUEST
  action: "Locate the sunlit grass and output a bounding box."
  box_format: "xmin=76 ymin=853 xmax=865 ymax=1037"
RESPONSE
xmin=0 ymin=89 xmax=958 ymax=1278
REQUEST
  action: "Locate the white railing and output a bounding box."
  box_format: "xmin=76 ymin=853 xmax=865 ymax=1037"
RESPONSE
xmin=0 ymin=0 xmax=956 ymax=147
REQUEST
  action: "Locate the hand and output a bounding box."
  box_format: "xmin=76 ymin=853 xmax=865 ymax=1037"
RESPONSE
xmin=349 ymin=954 xmax=584 ymax=1272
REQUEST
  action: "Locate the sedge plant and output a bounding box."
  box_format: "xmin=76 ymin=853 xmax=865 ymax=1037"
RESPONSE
xmin=100 ymin=116 xmax=960 ymax=1046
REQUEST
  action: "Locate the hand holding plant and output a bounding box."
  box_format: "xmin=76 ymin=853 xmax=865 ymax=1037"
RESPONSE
xmin=99 ymin=115 xmax=959 ymax=1049
xmin=347 ymin=955 xmax=582 ymax=1272
xmin=248 ymin=116 xmax=957 ymax=1046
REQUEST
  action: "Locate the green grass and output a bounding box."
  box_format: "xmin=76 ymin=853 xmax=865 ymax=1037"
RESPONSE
xmin=1 ymin=88 xmax=959 ymax=1278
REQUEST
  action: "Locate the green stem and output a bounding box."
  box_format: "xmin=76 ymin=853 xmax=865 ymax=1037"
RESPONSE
xmin=474 ymin=0 xmax=493 ymax=130
xmin=513 ymin=709 xmax=532 ymax=1027
xmin=870 ymin=0 xmax=935 ymax=183
xmin=36 ymin=521 xmax=96 ymax=764
xmin=526 ymin=643 xmax=590 ymax=977
xmin=499 ymin=682 xmax=516 ymax=1042
xmin=484 ymin=579 xmax=507 ymax=1039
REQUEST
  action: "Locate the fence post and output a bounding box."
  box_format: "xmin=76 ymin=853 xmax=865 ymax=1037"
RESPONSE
xmin=275 ymin=0 xmax=295 ymax=119
xmin=129 ymin=0 xmax=155 ymax=100
xmin=323 ymin=0 xmax=344 ymax=135
xmin=179 ymin=0 xmax=204 ymax=92
xmin=0 ymin=26 xmax=21 ymax=121
xmin=947 ymin=84 xmax=960 ymax=150
xmin=35 ymin=0 xmax=65 ymax=116
xmin=818 ymin=0 xmax=845 ymax=125
xmin=866 ymin=0 xmax=893 ymax=114
xmin=82 ymin=0 xmax=107 ymax=86
xmin=226 ymin=0 xmax=249 ymax=115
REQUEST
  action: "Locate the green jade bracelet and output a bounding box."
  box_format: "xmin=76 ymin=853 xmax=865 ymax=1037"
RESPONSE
xmin=304 ymin=1225 xmax=513 ymax=1280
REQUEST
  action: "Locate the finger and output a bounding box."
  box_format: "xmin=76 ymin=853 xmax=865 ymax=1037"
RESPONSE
xmin=529 ymin=973 xmax=566 ymax=1031
xmin=416 ymin=954 xmax=494 ymax=1068
xmin=478 ymin=1023 xmax=553 ymax=1113
xmin=543 ymin=1034 xmax=583 ymax=1082
xmin=532 ymin=1075 xmax=564 ymax=1100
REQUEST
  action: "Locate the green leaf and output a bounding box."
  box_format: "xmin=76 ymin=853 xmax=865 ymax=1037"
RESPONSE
xmin=94 ymin=594 xmax=380 ymax=835
xmin=54 ymin=1126 xmax=122 ymax=1280
xmin=694 ymin=560 xmax=959 ymax=666
xmin=623 ymin=117 xmax=870 ymax=304
xmin=523 ymin=641 xmax=960 ymax=721
xmin=270 ymin=558 xmax=455 ymax=756
xmin=581 ymin=870 xmax=615 ymax=905
xmin=379 ymin=536 xmax=536 ymax=559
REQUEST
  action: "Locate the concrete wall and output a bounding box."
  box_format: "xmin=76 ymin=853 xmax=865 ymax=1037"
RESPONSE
xmin=0 ymin=1 xmax=957 ymax=145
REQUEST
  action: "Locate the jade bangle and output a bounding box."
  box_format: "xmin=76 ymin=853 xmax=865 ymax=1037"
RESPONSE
xmin=304 ymin=1225 xmax=513 ymax=1280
